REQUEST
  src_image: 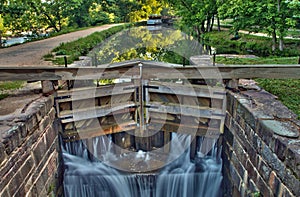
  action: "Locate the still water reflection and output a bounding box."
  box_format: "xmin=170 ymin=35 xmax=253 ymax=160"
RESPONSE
xmin=89 ymin=26 xmax=211 ymax=65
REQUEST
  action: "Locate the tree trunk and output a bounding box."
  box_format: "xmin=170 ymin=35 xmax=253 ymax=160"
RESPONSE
xmin=206 ymin=16 xmax=211 ymax=32
xmin=217 ymin=15 xmax=221 ymax=32
xmin=210 ymin=15 xmax=215 ymax=32
xmin=277 ymin=0 xmax=283 ymax=51
xmin=272 ymin=29 xmax=277 ymax=51
xmin=279 ymin=37 xmax=284 ymax=51
xmin=201 ymin=21 xmax=206 ymax=34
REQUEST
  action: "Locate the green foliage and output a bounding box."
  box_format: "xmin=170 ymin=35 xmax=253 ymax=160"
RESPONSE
xmin=168 ymin=0 xmax=218 ymax=38
xmin=217 ymin=0 xmax=300 ymax=51
xmin=0 ymin=0 xmax=169 ymax=36
xmin=203 ymin=30 xmax=300 ymax=57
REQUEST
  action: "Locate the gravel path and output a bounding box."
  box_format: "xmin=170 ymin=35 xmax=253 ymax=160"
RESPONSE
xmin=0 ymin=24 xmax=119 ymax=67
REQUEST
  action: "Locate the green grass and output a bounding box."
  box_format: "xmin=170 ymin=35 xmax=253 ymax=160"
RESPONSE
xmin=216 ymin=57 xmax=299 ymax=118
xmin=47 ymin=23 xmax=138 ymax=65
xmin=256 ymin=79 xmax=300 ymax=118
xmin=0 ymin=81 xmax=24 ymax=90
xmin=203 ymin=30 xmax=300 ymax=57
xmin=0 ymin=81 xmax=25 ymax=100
xmin=216 ymin=56 xmax=299 ymax=65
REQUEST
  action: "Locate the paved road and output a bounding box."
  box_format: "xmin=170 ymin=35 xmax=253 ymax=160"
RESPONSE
xmin=0 ymin=24 xmax=119 ymax=67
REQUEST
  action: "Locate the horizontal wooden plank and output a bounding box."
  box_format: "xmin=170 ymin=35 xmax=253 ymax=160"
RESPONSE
xmin=148 ymin=120 xmax=221 ymax=138
xmin=148 ymin=81 xmax=226 ymax=99
xmin=148 ymin=102 xmax=225 ymax=119
xmin=57 ymin=83 xmax=135 ymax=101
xmin=60 ymin=102 xmax=136 ymax=123
xmin=0 ymin=60 xmax=299 ymax=80
xmin=62 ymin=121 xmax=137 ymax=141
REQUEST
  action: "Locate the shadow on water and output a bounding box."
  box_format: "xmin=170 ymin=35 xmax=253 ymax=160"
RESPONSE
xmin=88 ymin=26 xmax=212 ymax=65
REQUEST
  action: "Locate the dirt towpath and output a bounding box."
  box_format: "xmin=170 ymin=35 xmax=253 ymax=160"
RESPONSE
xmin=0 ymin=24 xmax=119 ymax=67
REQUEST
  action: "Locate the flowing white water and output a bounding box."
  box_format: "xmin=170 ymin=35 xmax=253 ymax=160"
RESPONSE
xmin=62 ymin=134 xmax=223 ymax=197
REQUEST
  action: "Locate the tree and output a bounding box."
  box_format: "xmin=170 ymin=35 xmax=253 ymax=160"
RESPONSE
xmin=168 ymin=0 xmax=220 ymax=39
xmin=218 ymin=0 xmax=300 ymax=51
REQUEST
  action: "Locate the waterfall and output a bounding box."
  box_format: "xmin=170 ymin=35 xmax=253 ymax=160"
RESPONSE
xmin=62 ymin=134 xmax=223 ymax=197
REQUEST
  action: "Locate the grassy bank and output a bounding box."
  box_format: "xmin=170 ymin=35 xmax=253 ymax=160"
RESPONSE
xmin=44 ymin=23 xmax=140 ymax=65
xmin=0 ymin=81 xmax=25 ymax=100
xmin=206 ymin=30 xmax=299 ymax=118
xmin=203 ymin=30 xmax=300 ymax=57
xmin=215 ymin=57 xmax=299 ymax=118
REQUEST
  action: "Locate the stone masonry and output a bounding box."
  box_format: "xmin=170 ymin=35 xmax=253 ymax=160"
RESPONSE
xmin=0 ymin=96 xmax=60 ymax=197
xmin=223 ymin=88 xmax=300 ymax=197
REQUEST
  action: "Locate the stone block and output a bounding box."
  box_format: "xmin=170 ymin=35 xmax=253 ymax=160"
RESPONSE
xmin=256 ymin=120 xmax=274 ymax=146
xmin=224 ymin=126 xmax=234 ymax=147
xmin=273 ymin=136 xmax=289 ymax=162
xmin=39 ymin=115 xmax=51 ymax=133
xmin=48 ymin=107 xmax=56 ymax=120
xmin=283 ymin=169 xmax=300 ymax=197
xmin=230 ymin=164 xmax=242 ymax=189
xmin=256 ymin=176 xmax=273 ymax=197
xmin=246 ymin=159 xmax=258 ymax=182
xmin=281 ymin=185 xmax=294 ymax=197
xmin=268 ymin=171 xmax=282 ymax=196
xmin=26 ymin=114 xmax=39 ymax=134
xmin=285 ymin=140 xmax=300 ymax=179
xmin=0 ymin=187 xmax=10 ymax=197
xmin=2 ymin=125 xmax=21 ymax=155
xmin=7 ymin=171 xmax=23 ymax=195
xmin=247 ymin=178 xmax=258 ymax=194
xmin=257 ymin=156 xmax=271 ymax=183
xmin=231 ymin=151 xmax=247 ymax=179
xmin=0 ymin=143 xmax=7 ymax=166
xmin=44 ymin=96 xmax=54 ymax=114
xmin=225 ymin=112 xmax=231 ymax=129
xmin=31 ymin=135 xmax=47 ymax=166
xmin=261 ymin=143 xmax=285 ymax=179
xmin=232 ymin=138 xmax=248 ymax=167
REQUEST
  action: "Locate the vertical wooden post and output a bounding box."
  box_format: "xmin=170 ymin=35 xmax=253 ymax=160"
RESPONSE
xmin=163 ymin=130 xmax=170 ymax=154
xmin=138 ymin=63 xmax=144 ymax=133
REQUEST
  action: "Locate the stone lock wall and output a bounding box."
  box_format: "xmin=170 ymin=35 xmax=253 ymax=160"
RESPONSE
xmin=223 ymin=89 xmax=300 ymax=197
xmin=0 ymin=96 xmax=61 ymax=197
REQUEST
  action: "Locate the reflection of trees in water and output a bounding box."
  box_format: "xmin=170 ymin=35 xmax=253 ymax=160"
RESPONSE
xmin=90 ymin=26 xmax=209 ymax=65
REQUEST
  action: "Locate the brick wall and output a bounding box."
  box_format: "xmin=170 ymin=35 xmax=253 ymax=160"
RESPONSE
xmin=223 ymin=89 xmax=300 ymax=197
xmin=0 ymin=96 xmax=61 ymax=197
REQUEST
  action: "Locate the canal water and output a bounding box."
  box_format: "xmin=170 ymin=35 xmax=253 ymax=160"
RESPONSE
xmin=89 ymin=26 xmax=211 ymax=65
xmin=62 ymin=134 xmax=223 ymax=197
xmin=62 ymin=26 xmax=223 ymax=196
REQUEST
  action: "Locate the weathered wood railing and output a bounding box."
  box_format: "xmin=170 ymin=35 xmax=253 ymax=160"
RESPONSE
xmin=1 ymin=60 xmax=299 ymax=142
xmin=0 ymin=61 xmax=300 ymax=81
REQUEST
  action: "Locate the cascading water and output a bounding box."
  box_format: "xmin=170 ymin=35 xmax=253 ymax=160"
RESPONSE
xmin=62 ymin=134 xmax=223 ymax=197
